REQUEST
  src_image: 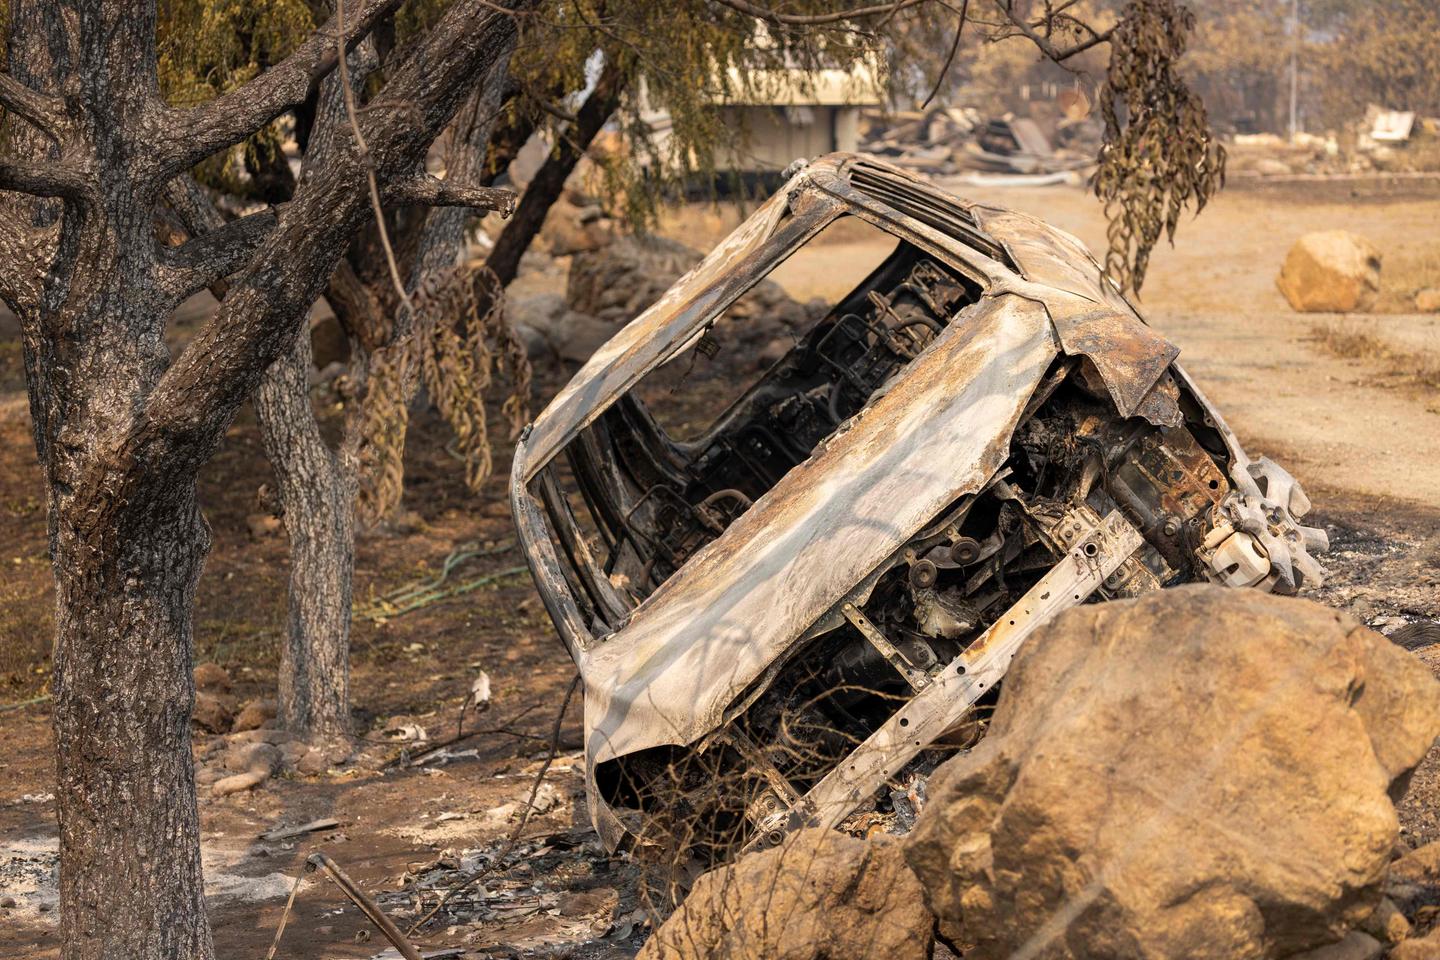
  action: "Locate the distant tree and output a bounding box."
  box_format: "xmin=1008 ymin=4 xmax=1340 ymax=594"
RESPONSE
xmin=1308 ymin=0 xmax=1440 ymax=127
xmin=1179 ymin=0 xmax=1293 ymax=134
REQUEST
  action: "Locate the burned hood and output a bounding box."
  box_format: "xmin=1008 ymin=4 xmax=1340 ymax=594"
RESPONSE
xmin=576 ymin=294 xmax=1060 ymax=768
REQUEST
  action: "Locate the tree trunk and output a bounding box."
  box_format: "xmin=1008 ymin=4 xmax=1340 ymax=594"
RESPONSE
xmin=51 ymin=467 xmax=215 ymax=960
xmin=256 ymin=331 xmax=357 ymax=739
xmin=1 ymin=3 xmax=527 ymax=955
xmin=484 ymin=59 xmax=625 ymax=289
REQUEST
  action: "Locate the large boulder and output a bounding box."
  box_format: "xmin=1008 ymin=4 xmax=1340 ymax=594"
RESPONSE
xmin=639 ymin=829 xmax=934 ymax=960
xmin=905 ymin=585 xmax=1440 ymax=960
xmin=540 ymin=196 xmax=616 ymax=257
xmin=1277 ymin=231 xmax=1382 ymax=313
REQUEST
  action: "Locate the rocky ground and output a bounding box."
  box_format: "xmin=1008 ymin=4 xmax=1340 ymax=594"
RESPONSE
xmin=2 ymin=175 xmax=1440 ymax=957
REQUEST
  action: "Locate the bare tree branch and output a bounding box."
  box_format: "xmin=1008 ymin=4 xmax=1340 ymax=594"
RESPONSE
xmin=160 ymin=0 xmax=408 ymax=179
xmin=708 ymin=0 xmax=926 ymax=26
xmin=156 ymin=207 xmax=280 ymax=305
xmin=0 ymin=158 xmax=86 ymax=198
xmin=334 ymin=0 xmax=416 ymax=326
xmin=161 ymin=174 xmax=227 ymax=236
xmin=987 ymin=0 xmax=1113 ymax=61
xmin=138 ymin=0 xmax=532 ymax=473
xmin=0 ymin=71 xmax=66 ymax=138
xmin=389 ymin=174 xmax=516 ymax=214
xmin=921 ymin=0 xmax=969 ymax=108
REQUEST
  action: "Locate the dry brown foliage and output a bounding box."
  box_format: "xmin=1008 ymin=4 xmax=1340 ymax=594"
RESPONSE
xmin=355 ymin=263 xmax=532 ymax=525
xmin=1093 ymin=0 xmax=1226 ymax=293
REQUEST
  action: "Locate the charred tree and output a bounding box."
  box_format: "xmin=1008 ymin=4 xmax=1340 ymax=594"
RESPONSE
xmin=0 ymin=0 xmax=528 ymax=955
xmin=252 ymin=50 xmax=516 ymax=741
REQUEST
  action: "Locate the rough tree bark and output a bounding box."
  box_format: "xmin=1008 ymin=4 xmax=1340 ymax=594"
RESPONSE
xmin=252 ymin=47 xmax=516 ymax=740
xmin=0 ymin=1 xmax=529 ymax=956
xmin=257 ymin=331 xmax=358 ymax=738
xmin=251 ymin=37 xmax=377 ymax=741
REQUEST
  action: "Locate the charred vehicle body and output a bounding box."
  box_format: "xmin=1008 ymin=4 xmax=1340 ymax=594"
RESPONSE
xmin=510 ymin=154 xmax=1328 ymax=856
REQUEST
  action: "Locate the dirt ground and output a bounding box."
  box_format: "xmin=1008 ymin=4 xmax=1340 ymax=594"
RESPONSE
xmin=3 ymin=175 xmax=1440 ymax=956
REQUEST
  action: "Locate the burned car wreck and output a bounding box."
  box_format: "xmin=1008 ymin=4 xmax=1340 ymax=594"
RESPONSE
xmin=510 ymin=154 xmax=1328 ymax=857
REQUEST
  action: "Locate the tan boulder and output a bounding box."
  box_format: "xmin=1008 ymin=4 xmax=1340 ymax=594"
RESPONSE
xmin=1391 ymin=928 xmax=1440 ymax=960
xmin=639 ymin=829 xmax=933 ymax=960
xmin=191 ymin=692 xmax=234 ymax=734
xmin=193 ymin=661 xmax=231 ymax=693
xmin=231 ymin=698 xmax=277 ymax=733
xmin=904 ymin=585 xmax=1440 ymax=960
xmin=1277 ymin=230 xmax=1382 ymax=312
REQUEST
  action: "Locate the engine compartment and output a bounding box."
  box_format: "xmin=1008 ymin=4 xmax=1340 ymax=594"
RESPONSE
xmin=590 ymin=359 xmax=1293 ymax=858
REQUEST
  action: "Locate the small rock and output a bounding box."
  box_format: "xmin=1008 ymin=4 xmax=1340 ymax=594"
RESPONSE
xmin=1276 ymin=230 xmax=1382 ymax=313
xmin=1359 ymin=896 xmax=1411 ymax=943
xmin=193 ymin=662 xmax=231 ymax=693
xmin=542 ymin=197 xmax=614 ymax=256
xmin=1296 ymin=932 xmax=1382 ymax=960
xmin=222 ymin=741 xmax=281 ymax=774
xmin=231 ymin=726 xmax=300 ymax=745
xmin=1391 ymin=928 xmax=1440 ymax=960
xmin=558 ymin=886 xmax=619 ymax=918
xmin=1416 ymin=288 xmax=1440 ymax=313
xmin=212 ymin=768 xmax=269 ymax=797
xmin=552 ymin=311 xmax=618 ymax=364
xmin=1290 ymin=932 xmax=1383 ymax=960
xmin=1387 ymin=841 xmax=1440 ymax=914
xmin=1254 ymin=157 xmax=1294 ymax=177
xmin=509 ymin=292 xmax=567 ymax=336
xmin=640 ymin=830 xmax=932 ymax=960
xmin=295 ymin=749 xmax=329 ymax=776
xmin=232 ymin=699 xmax=277 ymax=733
xmin=245 ymin=513 xmax=283 ymax=539
xmin=191 ymin=692 xmax=234 ymax=734
xmin=0 ymin=896 xmax=16 ymax=908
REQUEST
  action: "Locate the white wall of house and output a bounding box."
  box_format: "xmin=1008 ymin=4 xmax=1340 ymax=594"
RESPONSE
xmin=716 ymin=104 xmax=866 ymax=172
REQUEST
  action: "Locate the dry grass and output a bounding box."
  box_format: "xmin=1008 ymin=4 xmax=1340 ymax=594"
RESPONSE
xmin=1377 ymin=247 xmax=1440 ymax=314
xmin=1311 ymin=319 xmax=1440 ymax=389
